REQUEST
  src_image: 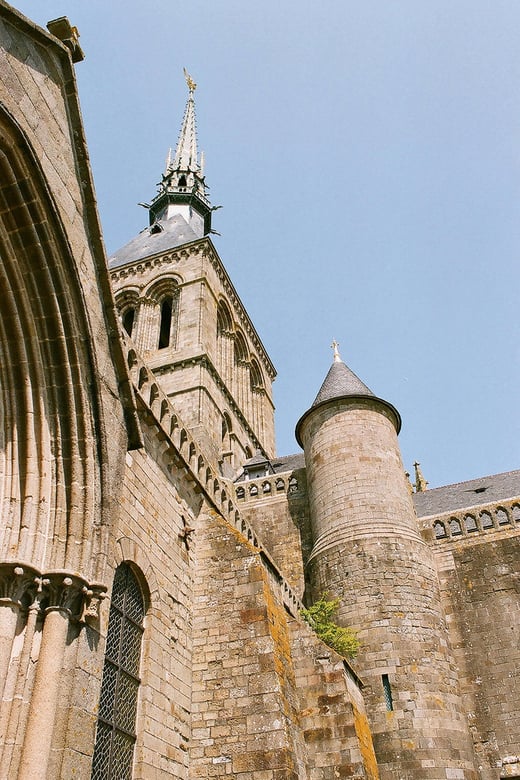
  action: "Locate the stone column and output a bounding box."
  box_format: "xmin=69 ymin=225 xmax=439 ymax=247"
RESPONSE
xmin=0 ymin=564 xmax=40 ymax=699
xmin=16 ymin=573 xmax=105 ymax=780
xmin=134 ymin=296 xmax=158 ymax=352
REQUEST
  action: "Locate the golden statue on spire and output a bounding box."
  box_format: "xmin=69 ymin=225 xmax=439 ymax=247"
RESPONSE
xmin=183 ymin=67 xmax=197 ymax=92
xmin=331 ymin=339 xmax=342 ymax=363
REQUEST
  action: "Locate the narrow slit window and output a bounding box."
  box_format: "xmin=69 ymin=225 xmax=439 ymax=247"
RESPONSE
xmin=158 ymin=297 xmax=173 ymax=349
xmin=122 ymin=307 xmax=135 ymax=337
xmin=382 ymin=674 xmax=393 ymax=711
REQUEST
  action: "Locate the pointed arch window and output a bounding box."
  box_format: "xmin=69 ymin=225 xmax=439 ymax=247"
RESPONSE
xmin=91 ymin=564 xmax=145 ymax=780
xmin=217 ymin=299 xmax=233 ymax=336
xmin=115 ymin=290 xmax=140 ymax=340
xmin=158 ymin=296 xmax=173 ymax=348
xmin=234 ymin=330 xmax=248 ymax=365
xmin=122 ymin=307 xmax=135 ymax=337
xmin=250 ymin=358 xmax=264 ymax=391
xmin=144 ymin=278 xmax=180 ymax=351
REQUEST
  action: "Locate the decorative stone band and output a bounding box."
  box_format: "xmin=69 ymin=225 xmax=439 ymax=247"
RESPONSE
xmin=0 ymin=562 xmax=107 ymax=622
xmin=307 ymin=521 xmax=427 ymax=564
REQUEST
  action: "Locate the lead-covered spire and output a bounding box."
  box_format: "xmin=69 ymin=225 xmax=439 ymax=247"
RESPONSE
xmin=171 ymin=68 xmax=200 ymax=172
xmin=148 ymin=70 xmax=212 ymax=237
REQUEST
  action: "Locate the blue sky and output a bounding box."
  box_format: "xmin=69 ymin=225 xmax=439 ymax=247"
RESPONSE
xmin=13 ymin=1 xmax=520 ymax=487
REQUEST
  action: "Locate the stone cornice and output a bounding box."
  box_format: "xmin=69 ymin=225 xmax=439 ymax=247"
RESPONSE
xmin=152 ymin=350 xmax=274 ymax=422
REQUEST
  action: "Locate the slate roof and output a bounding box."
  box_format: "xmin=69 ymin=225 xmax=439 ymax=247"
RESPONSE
xmin=108 ymin=215 xmax=200 ymax=269
xmin=413 ymin=469 xmax=520 ymax=517
xmin=312 ymin=360 xmax=374 ymax=406
xmin=269 ymin=453 xmax=305 ymax=473
xmin=235 ymin=452 xmax=305 ymax=482
xmin=295 ymin=358 xmax=401 ymax=446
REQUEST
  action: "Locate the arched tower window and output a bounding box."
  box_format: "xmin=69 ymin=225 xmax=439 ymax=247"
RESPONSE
xmin=145 ymin=277 xmax=180 ymax=352
xmin=217 ymin=299 xmax=233 ymax=336
xmin=250 ymin=358 xmax=264 ymax=391
xmin=122 ymin=307 xmax=135 ymax=337
xmin=234 ymin=330 xmax=248 ymax=365
xmin=115 ymin=289 xmax=140 ymax=340
xmin=158 ymin=296 xmax=173 ymax=348
xmin=91 ymin=564 xmax=145 ymax=780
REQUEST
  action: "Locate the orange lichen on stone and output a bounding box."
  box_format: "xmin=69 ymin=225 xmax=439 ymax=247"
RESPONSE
xmin=353 ymin=703 xmax=380 ymax=779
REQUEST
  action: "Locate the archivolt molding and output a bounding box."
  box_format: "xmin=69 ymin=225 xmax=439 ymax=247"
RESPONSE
xmin=0 ymin=104 xmax=108 ymax=578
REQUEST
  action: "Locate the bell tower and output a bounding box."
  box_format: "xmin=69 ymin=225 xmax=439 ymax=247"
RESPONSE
xmin=296 ymin=343 xmax=477 ymax=780
xmin=109 ymin=73 xmax=276 ymax=474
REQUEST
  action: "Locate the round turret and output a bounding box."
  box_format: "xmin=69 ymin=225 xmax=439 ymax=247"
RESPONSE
xmin=296 ymin=348 xmax=477 ymax=780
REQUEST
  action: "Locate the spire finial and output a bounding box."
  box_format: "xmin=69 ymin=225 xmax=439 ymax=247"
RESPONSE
xmin=413 ymin=461 xmax=429 ymax=493
xmin=183 ymin=67 xmax=197 ymax=93
xmin=331 ymin=339 xmax=342 ymax=363
xmin=173 ymin=70 xmax=199 ymax=171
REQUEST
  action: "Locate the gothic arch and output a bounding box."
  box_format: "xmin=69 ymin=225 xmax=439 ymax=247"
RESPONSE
xmin=145 ymin=276 xmax=180 ymax=350
xmin=0 ymin=104 xmax=109 ymax=576
xmin=144 ymin=275 xmax=181 ymax=302
xmin=217 ymin=298 xmax=233 ymax=335
xmin=115 ymin=288 xmax=140 ymax=337
xmin=234 ymin=330 xmax=249 ymax=364
xmin=250 ymin=358 xmax=264 ymax=391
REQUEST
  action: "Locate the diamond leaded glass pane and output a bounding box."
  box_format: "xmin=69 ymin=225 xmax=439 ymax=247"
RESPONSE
xmin=120 ymin=620 xmax=143 ymax=676
xmin=124 ymin=575 xmax=145 ymax=623
xmin=91 ymin=564 xmax=144 ymax=779
xmin=91 ymin=722 xmax=111 ymax=780
xmin=111 ymin=730 xmax=136 ymax=780
xmin=114 ymin=672 xmax=140 ymax=733
xmin=104 ymin=609 xmax=122 ymax=663
xmin=98 ymin=661 xmax=117 ymax=723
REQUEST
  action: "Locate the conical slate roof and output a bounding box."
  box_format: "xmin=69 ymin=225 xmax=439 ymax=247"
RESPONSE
xmin=295 ymin=349 xmax=401 ymax=447
xmin=312 ymin=359 xmax=374 ymax=407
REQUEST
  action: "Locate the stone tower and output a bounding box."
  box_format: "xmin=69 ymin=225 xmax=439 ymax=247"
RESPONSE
xmin=296 ymin=345 xmax=477 ymax=780
xmin=109 ymin=73 xmax=276 ymax=473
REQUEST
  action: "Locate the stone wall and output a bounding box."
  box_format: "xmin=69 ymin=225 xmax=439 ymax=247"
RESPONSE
xmin=234 ymin=467 xmax=309 ymax=595
xmin=430 ymin=527 xmax=520 ymax=780
xmin=190 ymin=507 xmax=379 ymax=779
xmin=0 ymin=7 xmax=132 ymax=778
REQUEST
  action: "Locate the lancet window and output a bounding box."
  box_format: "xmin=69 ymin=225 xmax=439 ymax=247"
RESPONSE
xmin=91 ymin=563 xmax=145 ymax=780
xmin=146 ymin=277 xmax=180 ymax=351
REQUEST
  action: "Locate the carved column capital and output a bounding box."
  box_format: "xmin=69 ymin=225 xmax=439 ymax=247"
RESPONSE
xmin=41 ymin=571 xmax=94 ymax=621
xmin=81 ymin=582 xmax=108 ymax=623
xmin=0 ymin=562 xmax=40 ymax=609
xmin=0 ymin=562 xmax=107 ymax=622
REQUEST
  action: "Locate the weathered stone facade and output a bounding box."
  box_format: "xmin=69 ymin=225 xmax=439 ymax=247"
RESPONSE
xmin=0 ymin=4 xmax=519 ymax=779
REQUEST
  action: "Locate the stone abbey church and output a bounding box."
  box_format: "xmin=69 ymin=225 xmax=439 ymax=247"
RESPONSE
xmin=0 ymin=4 xmax=519 ymax=780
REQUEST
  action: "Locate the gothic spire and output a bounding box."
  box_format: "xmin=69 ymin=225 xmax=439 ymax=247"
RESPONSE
xmin=170 ymin=69 xmax=200 ymax=173
xmin=147 ymin=70 xmax=212 ymax=237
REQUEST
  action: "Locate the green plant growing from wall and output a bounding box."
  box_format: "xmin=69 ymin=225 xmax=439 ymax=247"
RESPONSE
xmin=301 ymin=596 xmax=360 ymax=659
